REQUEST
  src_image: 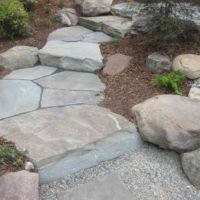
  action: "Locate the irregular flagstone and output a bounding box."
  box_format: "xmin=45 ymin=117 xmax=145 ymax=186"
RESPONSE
xmin=35 ymin=71 xmax=105 ymax=92
xmin=41 ymin=89 xmax=104 ymax=108
xmin=4 ymin=65 xmax=57 ymax=80
xmin=0 ymin=171 xmax=39 ymax=200
xmin=58 ymin=174 xmax=133 ymax=200
xmin=39 ymin=126 xmax=143 ymax=183
xmin=0 ymin=80 xmax=41 ymax=119
xmin=82 ymin=32 xmax=113 ymax=43
xmin=47 ymin=26 xmax=92 ymax=42
xmin=0 ymin=105 xmax=134 ymax=167
xmin=0 ymin=46 xmax=39 ymax=70
xmin=79 ymin=15 xmax=132 ymax=37
xmin=39 ymin=41 xmax=103 ymax=72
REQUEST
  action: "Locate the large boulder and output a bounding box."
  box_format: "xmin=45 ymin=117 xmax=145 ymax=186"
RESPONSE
xmin=0 ymin=171 xmax=39 ymax=200
xmin=132 ymin=95 xmax=200 ymax=152
xmin=75 ymin=0 xmax=113 ymax=16
xmin=173 ymin=54 xmax=200 ymax=79
xmin=182 ymin=149 xmax=200 ymax=189
xmin=0 ymin=46 xmax=39 ymax=70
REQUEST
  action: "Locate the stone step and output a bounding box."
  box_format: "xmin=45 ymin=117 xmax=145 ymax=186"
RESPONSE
xmin=0 ymin=105 xmax=143 ymax=183
xmin=48 ymin=26 xmax=113 ymax=43
xmin=79 ymin=15 xmax=133 ymax=38
xmin=39 ymin=40 xmax=103 ymax=73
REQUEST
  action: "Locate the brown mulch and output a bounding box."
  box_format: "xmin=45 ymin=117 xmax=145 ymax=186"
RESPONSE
xmin=0 ymin=138 xmax=30 ymax=176
xmin=99 ymin=34 xmax=200 ymax=123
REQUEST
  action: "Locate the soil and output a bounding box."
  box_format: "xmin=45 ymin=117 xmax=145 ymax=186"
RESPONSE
xmin=0 ymin=138 xmax=30 ymax=176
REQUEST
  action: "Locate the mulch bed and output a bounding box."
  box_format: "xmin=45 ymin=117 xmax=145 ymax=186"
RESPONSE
xmin=0 ymin=138 xmax=29 ymax=176
xmin=99 ymin=34 xmax=200 ymax=123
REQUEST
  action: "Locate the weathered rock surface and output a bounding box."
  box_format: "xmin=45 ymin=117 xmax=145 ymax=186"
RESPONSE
xmin=0 ymin=80 xmax=41 ymax=119
xmin=41 ymin=89 xmax=103 ymax=108
xmin=189 ymin=79 xmax=200 ymax=100
xmin=182 ymin=149 xmax=200 ymax=189
xmin=103 ymin=53 xmax=132 ymax=75
xmin=146 ymin=53 xmax=172 ymax=74
xmin=79 ymin=16 xmax=132 ymax=37
xmin=39 ymin=41 xmax=103 ymax=72
xmin=48 ymin=26 xmax=113 ymax=43
xmin=57 ymin=8 xmax=78 ymax=26
xmin=4 ymin=65 xmax=56 ymax=80
xmin=47 ymin=26 xmax=92 ymax=42
xmin=58 ymin=174 xmax=133 ymax=200
xmin=75 ymin=0 xmax=113 ymax=16
xmin=132 ymin=95 xmax=200 ymax=152
xmin=0 ymin=171 xmax=39 ymax=200
xmin=35 ymin=71 xmax=105 ymax=92
xmin=0 ymin=105 xmax=133 ymax=167
xmin=173 ymin=54 xmax=200 ymax=79
xmin=0 ymin=46 xmax=38 ymax=70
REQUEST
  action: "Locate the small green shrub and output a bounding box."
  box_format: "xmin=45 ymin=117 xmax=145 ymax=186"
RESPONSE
xmin=0 ymin=0 xmax=29 ymax=39
xmin=0 ymin=145 xmax=23 ymax=167
xmin=21 ymin=0 xmax=38 ymax=11
xmin=153 ymin=70 xmax=185 ymax=95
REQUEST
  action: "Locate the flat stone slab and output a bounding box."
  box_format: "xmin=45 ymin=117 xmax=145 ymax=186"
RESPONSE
xmin=39 ymin=126 xmax=143 ymax=183
xmin=58 ymin=174 xmax=133 ymax=200
xmin=41 ymin=89 xmax=103 ymax=108
xmin=0 ymin=171 xmax=39 ymax=200
xmin=47 ymin=26 xmax=92 ymax=42
xmin=39 ymin=41 xmax=103 ymax=72
xmin=79 ymin=16 xmax=132 ymax=37
xmin=48 ymin=26 xmax=113 ymax=43
xmin=35 ymin=71 xmax=105 ymax=92
xmin=4 ymin=65 xmax=57 ymax=80
xmin=0 ymin=80 xmax=41 ymax=119
xmin=0 ymin=105 xmax=133 ymax=167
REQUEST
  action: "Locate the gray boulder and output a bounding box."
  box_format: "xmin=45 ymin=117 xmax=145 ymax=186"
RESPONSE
xmin=0 ymin=46 xmax=38 ymax=70
xmin=75 ymin=0 xmax=113 ymax=16
xmin=146 ymin=53 xmax=172 ymax=74
xmin=182 ymin=149 xmax=200 ymax=189
xmin=132 ymin=95 xmax=200 ymax=152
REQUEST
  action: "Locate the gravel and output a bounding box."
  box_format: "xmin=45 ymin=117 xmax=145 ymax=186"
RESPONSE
xmin=40 ymin=143 xmax=200 ymax=200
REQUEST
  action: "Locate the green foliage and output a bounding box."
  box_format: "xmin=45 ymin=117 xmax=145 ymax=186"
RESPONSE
xmin=153 ymin=70 xmax=185 ymax=95
xmin=0 ymin=0 xmax=29 ymax=39
xmin=57 ymin=0 xmax=65 ymax=8
xmin=21 ymin=0 xmax=38 ymax=11
xmin=0 ymin=145 xmax=23 ymax=167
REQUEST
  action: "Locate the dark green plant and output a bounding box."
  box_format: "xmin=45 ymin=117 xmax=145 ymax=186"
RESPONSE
xmin=21 ymin=0 xmax=38 ymax=11
xmin=0 ymin=145 xmax=23 ymax=167
xmin=153 ymin=70 xmax=185 ymax=95
xmin=58 ymin=0 xmax=65 ymax=9
xmin=0 ymin=0 xmax=29 ymax=39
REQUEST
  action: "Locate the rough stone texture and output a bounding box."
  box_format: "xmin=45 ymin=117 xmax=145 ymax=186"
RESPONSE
xmin=182 ymin=149 xmax=200 ymax=189
xmin=4 ymin=65 xmax=56 ymax=80
xmin=0 ymin=80 xmax=41 ymax=119
xmin=146 ymin=53 xmax=172 ymax=74
xmin=48 ymin=27 xmax=113 ymax=43
xmin=39 ymin=41 xmax=103 ymax=72
xmin=39 ymin=126 xmax=142 ymax=183
xmin=132 ymin=95 xmax=200 ymax=152
xmin=41 ymin=89 xmax=103 ymax=108
xmin=0 ymin=105 xmax=133 ymax=167
xmin=58 ymin=174 xmax=133 ymax=200
xmin=79 ymin=16 xmax=132 ymax=37
xmin=40 ymin=143 xmax=200 ymax=200
xmin=75 ymin=0 xmax=113 ymax=16
xmin=57 ymin=8 xmax=78 ymax=26
xmin=35 ymin=71 xmax=105 ymax=92
xmin=0 ymin=171 xmax=39 ymax=200
xmin=173 ymin=54 xmax=200 ymax=79
xmin=47 ymin=26 xmax=92 ymax=42
xmin=0 ymin=46 xmax=38 ymax=70
xmin=103 ymin=53 xmax=132 ymax=75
